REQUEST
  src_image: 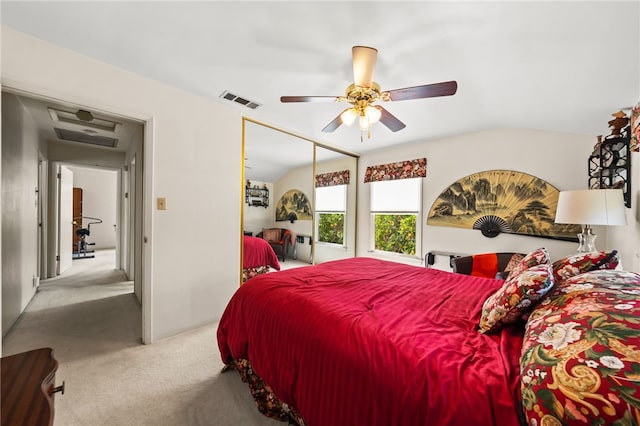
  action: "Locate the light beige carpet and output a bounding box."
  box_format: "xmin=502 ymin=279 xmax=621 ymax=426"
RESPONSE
xmin=2 ymin=250 xmax=282 ymax=426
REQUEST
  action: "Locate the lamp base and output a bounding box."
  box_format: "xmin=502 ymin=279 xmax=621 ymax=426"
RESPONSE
xmin=576 ymin=226 xmax=597 ymax=253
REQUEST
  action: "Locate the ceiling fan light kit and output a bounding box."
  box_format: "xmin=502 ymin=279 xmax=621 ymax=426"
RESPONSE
xmin=281 ymin=45 xmax=458 ymax=141
xmin=339 ymin=108 xmax=358 ymax=126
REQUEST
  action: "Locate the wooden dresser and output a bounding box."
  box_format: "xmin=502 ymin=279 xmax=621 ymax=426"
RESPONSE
xmin=1 ymin=348 xmax=64 ymax=426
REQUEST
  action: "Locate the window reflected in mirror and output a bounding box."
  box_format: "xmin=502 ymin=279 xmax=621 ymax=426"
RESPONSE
xmin=241 ymin=118 xmax=358 ymax=285
xmin=314 ymin=146 xmax=357 ymax=263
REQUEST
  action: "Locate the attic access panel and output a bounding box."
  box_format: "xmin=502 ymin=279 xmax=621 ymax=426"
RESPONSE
xmin=54 ymin=128 xmax=118 ymax=148
xmin=48 ymin=107 xmax=122 ymax=132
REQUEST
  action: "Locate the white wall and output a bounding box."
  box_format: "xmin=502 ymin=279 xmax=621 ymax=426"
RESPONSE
xmin=356 ymin=128 xmax=639 ymax=272
xmin=68 ymin=166 xmax=118 ymax=250
xmin=1 ymin=92 xmax=43 ymax=336
xmin=48 ymin=140 xmax=126 ymax=168
xmin=1 ymin=27 xmax=242 ymax=341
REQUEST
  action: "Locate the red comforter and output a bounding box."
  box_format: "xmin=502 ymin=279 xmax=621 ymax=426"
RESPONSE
xmin=218 ymin=257 xmax=524 ymax=426
xmin=243 ymin=235 xmax=280 ymax=270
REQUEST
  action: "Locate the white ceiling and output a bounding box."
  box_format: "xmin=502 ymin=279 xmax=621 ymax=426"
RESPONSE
xmin=9 ymin=93 xmax=142 ymax=154
xmin=2 ymin=1 xmax=639 ymax=165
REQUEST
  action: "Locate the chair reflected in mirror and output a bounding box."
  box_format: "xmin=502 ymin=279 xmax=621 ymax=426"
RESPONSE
xmin=257 ymin=228 xmax=292 ymax=261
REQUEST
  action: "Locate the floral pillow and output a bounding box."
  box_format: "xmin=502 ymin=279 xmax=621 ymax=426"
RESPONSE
xmin=478 ymin=263 xmax=554 ymax=334
xmin=551 ymin=250 xmax=619 ymax=284
xmin=502 ymin=253 xmax=524 ymax=279
xmin=507 ymin=247 xmax=551 ymax=279
xmin=520 ymin=269 xmax=640 ymax=425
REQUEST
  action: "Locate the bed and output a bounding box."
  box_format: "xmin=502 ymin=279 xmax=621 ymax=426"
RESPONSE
xmin=218 ymin=256 xmax=525 ymax=425
xmin=242 ymin=235 xmax=281 ymax=283
xmin=218 ymin=250 xmax=640 ymax=425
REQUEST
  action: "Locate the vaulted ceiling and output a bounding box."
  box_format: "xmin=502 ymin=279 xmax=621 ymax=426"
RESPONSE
xmin=2 ymin=1 xmax=639 ymax=157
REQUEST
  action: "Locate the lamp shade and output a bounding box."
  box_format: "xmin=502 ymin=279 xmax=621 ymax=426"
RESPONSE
xmin=555 ymin=189 xmax=627 ymax=226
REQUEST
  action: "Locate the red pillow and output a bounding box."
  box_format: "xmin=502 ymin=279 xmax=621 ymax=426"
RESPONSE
xmin=470 ymin=253 xmax=499 ymax=278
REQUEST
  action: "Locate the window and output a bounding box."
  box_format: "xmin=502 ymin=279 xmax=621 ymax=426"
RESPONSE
xmin=315 ymin=185 xmax=346 ymax=245
xmin=370 ymin=178 xmax=421 ymax=256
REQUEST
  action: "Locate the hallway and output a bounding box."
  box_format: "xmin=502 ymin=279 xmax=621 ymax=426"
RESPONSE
xmin=2 ymin=249 xmax=139 ymax=359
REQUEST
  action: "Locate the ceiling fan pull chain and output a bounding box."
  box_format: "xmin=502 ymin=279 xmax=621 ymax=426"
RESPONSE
xmin=360 ymin=129 xmax=372 ymax=142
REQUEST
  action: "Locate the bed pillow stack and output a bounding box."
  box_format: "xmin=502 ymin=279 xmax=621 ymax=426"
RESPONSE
xmin=551 ymin=250 xmax=619 ymax=284
xmin=478 ymin=247 xmax=553 ymax=334
xmin=520 ymin=269 xmax=640 ymax=425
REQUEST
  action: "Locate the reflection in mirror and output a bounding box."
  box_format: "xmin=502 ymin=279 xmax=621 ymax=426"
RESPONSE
xmin=314 ymin=146 xmax=358 ymax=263
xmin=242 ymin=119 xmax=314 ymax=282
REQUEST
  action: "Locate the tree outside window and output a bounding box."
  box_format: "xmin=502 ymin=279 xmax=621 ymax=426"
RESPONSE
xmin=373 ymin=214 xmax=416 ymax=255
xmin=315 ymin=185 xmax=346 ymax=246
xmin=370 ymin=178 xmax=421 ymax=257
xmin=318 ymin=213 xmax=344 ymax=244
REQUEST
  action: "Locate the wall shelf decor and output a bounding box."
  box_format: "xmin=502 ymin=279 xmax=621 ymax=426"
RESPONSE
xmin=245 ymin=186 xmax=269 ymax=208
xmin=588 ymin=124 xmax=631 ymax=208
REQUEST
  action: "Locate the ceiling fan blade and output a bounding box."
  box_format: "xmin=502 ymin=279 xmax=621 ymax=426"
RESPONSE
xmin=352 ymin=46 xmax=378 ymax=88
xmin=375 ymin=105 xmax=406 ymax=132
xmin=385 ymin=81 xmax=458 ymax=101
xmin=322 ymin=114 xmax=343 ymax=133
xmin=280 ymin=95 xmax=339 ymax=103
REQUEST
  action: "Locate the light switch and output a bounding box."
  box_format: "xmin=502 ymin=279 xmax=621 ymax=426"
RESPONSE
xmin=157 ymin=197 xmax=167 ymax=210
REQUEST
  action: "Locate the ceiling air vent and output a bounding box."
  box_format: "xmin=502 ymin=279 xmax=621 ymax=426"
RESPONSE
xmin=219 ymin=91 xmax=261 ymax=110
xmin=54 ymin=128 xmax=119 ymax=148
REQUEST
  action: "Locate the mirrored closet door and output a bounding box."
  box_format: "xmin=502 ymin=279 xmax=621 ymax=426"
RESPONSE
xmin=313 ymin=145 xmax=357 ymax=263
xmin=242 ymin=119 xmax=314 ymax=276
xmin=241 ymin=118 xmax=358 ymax=282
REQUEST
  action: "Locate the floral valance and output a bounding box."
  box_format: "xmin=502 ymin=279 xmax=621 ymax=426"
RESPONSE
xmin=363 ymin=158 xmax=427 ymax=183
xmin=315 ymin=170 xmax=350 ymax=187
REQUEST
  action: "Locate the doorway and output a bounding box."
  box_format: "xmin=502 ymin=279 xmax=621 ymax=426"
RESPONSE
xmin=1 ymin=87 xmax=150 ymax=344
xmin=67 ymin=165 xmax=119 ymax=267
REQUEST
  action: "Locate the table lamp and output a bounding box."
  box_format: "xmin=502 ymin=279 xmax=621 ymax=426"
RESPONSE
xmin=554 ymin=189 xmax=627 ymax=253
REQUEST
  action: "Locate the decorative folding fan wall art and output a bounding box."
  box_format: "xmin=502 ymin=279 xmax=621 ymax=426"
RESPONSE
xmin=427 ymin=170 xmax=581 ymax=240
xmin=275 ymin=189 xmax=312 ymax=222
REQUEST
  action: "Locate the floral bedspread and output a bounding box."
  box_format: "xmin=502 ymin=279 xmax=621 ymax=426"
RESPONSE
xmin=223 ymin=358 xmax=305 ymax=425
xmin=520 ymin=269 xmax=640 ymax=425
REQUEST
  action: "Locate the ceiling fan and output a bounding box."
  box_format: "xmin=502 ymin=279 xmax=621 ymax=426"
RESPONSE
xmin=280 ymin=46 xmax=457 ymax=140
